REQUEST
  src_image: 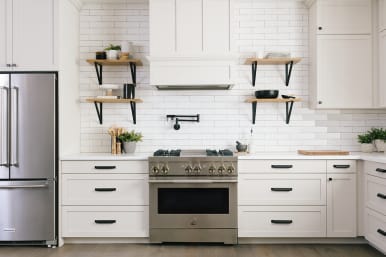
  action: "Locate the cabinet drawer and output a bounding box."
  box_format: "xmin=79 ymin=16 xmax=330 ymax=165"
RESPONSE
xmin=62 ymin=174 xmax=148 ymax=206
xmin=365 ymin=161 xmax=386 ymax=179
xmin=366 ymin=175 xmax=386 ymax=216
xmin=365 ymin=208 xmax=386 ymax=254
xmin=239 ymin=174 xmax=326 ymax=205
xmin=61 ymin=161 xmax=148 ymax=174
xmin=62 ymin=206 xmax=149 ymax=238
xmin=238 ymin=206 xmax=326 ymax=238
xmin=238 ymin=160 xmax=326 ymax=174
xmin=327 ymin=160 xmax=356 ymax=173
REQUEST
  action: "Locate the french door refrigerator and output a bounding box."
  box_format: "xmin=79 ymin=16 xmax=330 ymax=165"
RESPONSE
xmin=0 ymin=72 xmax=57 ymax=246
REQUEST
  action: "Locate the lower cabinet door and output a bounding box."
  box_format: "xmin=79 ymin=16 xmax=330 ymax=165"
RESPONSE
xmin=62 ymin=206 xmax=149 ymax=237
xmin=365 ymin=208 xmax=386 ymax=254
xmin=327 ymin=173 xmax=357 ymax=237
xmin=238 ymin=206 xmax=326 ymax=237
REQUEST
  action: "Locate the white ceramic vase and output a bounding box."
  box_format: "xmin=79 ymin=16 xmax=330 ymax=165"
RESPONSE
xmin=123 ymin=142 xmax=136 ymax=154
xmin=374 ymin=139 xmax=385 ymax=152
xmin=107 ymin=50 xmax=119 ymax=60
xmin=360 ymin=143 xmax=374 ymax=153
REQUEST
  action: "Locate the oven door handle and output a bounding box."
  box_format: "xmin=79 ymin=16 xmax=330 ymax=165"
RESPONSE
xmin=148 ymin=180 xmax=237 ymax=184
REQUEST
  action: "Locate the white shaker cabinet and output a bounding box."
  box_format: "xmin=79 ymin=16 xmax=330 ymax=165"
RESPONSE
xmin=380 ymin=0 xmax=386 ymax=32
xmin=315 ymin=35 xmax=373 ymax=108
xmin=327 ymin=173 xmax=357 ymax=237
xmin=316 ymin=0 xmax=372 ymax=35
xmin=0 ymin=0 xmax=57 ymax=71
xmin=309 ymin=0 xmax=374 ymax=109
xmin=380 ymin=31 xmax=386 ymax=107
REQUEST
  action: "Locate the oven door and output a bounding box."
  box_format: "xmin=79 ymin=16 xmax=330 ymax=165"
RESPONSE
xmin=149 ymin=178 xmax=237 ymax=229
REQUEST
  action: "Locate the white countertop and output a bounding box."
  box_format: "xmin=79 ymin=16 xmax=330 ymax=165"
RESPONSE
xmin=61 ymin=151 xmax=386 ymax=163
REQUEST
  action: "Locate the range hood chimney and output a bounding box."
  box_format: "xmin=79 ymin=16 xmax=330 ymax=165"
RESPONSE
xmin=149 ymin=0 xmax=236 ymax=90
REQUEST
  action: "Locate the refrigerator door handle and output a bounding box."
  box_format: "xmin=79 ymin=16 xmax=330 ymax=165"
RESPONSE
xmin=10 ymin=86 xmax=19 ymax=167
xmin=0 ymin=86 xmax=9 ymax=167
xmin=0 ymin=183 xmax=48 ymax=189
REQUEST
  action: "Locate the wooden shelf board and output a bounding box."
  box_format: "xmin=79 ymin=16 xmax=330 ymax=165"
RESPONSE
xmin=86 ymin=98 xmax=143 ymax=103
xmin=245 ymin=57 xmax=302 ymax=65
xmin=86 ymin=59 xmax=143 ymax=66
xmin=246 ymin=98 xmax=302 ymax=103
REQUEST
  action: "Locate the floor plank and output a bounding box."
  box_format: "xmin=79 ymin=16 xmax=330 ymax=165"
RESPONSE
xmin=0 ymin=244 xmax=383 ymax=257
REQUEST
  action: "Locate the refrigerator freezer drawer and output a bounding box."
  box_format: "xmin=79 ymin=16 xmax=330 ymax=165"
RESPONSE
xmin=0 ymin=180 xmax=55 ymax=242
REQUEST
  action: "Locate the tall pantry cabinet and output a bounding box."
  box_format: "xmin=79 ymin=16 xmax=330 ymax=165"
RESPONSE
xmin=308 ymin=0 xmax=374 ymax=109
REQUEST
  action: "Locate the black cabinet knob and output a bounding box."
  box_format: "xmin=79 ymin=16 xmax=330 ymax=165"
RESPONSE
xmin=318 ymin=27 xmax=323 ymax=30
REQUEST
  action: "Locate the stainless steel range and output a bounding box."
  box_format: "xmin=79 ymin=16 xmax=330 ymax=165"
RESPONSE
xmin=148 ymin=149 xmax=238 ymax=245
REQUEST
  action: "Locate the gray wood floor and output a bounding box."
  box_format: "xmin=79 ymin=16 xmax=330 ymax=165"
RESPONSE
xmin=0 ymin=244 xmax=384 ymax=257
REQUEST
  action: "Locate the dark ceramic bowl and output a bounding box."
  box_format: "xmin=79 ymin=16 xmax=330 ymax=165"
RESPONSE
xmin=255 ymin=90 xmax=279 ymax=99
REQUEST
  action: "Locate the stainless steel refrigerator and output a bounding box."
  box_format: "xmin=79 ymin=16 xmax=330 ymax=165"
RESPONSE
xmin=0 ymin=72 xmax=57 ymax=246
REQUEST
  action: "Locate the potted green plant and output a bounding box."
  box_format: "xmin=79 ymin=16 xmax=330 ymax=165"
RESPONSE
xmin=118 ymin=130 xmax=143 ymax=154
xmin=358 ymin=133 xmax=374 ymax=153
xmin=369 ymin=128 xmax=385 ymax=152
xmin=104 ymin=44 xmax=121 ymax=60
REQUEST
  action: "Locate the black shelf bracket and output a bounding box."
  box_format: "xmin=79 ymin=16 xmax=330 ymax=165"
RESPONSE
xmin=251 ymin=101 xmax=296 ymax=125
xmin=93 ymin=102 xmax=103 ymax=124
xmin=249 ymin=60 xmax=295 ymax=87
xmin=91 ymin=101 xmax=138 ymax=125
xmin=129 ymin=62 xmax=137 ymax=84
xmin=251 ymin=61 xmax=257 ymax=87
xmin=285 ymin=61 xmax=294 ymax=86
xmin=94 ymin=63 xmax=103 ymax=85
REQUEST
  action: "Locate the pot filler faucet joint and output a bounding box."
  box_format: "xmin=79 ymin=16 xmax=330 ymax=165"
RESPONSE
xmin=166 ymin=114 xmax=200 ymax=130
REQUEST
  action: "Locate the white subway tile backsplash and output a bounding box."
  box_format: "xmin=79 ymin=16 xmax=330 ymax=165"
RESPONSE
xmin=78 ymin=0 xmax=386 ymax=153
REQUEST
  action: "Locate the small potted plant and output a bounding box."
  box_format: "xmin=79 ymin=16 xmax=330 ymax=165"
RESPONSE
xmin=358 ymin=133 xmax=374 ymax=153
xmin=369 ymin=128 xmax=385 ymax=152
xmin=118 ymin=130 xmax=143 ymax=154
xmin=104 ymin=44 xmax=121 ymax=60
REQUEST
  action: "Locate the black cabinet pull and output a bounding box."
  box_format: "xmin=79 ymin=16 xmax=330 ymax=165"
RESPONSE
xmin=376 ymin=168 xmax=386 ymax=173
xmin=271 ymin=188 xmax=293 ymax=192
xmin=318 ymin=27 xmax=322 ymax=30
xmin=271 ymin=220 xmax=293 ymax=224
xmin=333 ymin=165 xmax=350 ymax=169
xmin=328 ymin=178 xmax=333 ymax=181
xmin=94 ymin=220 xmax=116 ymax=224
xmin=95 ymin=188 xmax=117 ymax=192
xmin=94 ymin=166 xmax=116 ymax=170
xmin=271 ymin=165 xmax=293 ymax=169
xmin=377 ymin=229 xmax=386 ymax=236
xmin=377 ymin=193 xmax=386 ymax=200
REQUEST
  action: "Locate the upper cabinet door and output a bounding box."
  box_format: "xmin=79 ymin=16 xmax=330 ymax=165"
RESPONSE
xmin=316 ymin=35 xmax=373 ymax=109
xmin=379 ymin=31 xmax=386 ymax=108
xmin=0 ymin=0 xmax=11 ymax=70
xmin=11 ymin=0 xmax=56 ymax=70
xmin=317 ymin=0 xmax=372 ymax=35
xmin=380 ymin=0 xmax=386 ymax=32
xmin=149 ymin=0 xmax=176 ymax=55
xmin=176 ymin=0 xmax=202 ymax=54
xmin=203 ymin=0 xmax=231 ymax=53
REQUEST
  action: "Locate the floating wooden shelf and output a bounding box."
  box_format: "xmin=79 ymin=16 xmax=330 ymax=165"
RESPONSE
xmin=245 ymin=97 xmax=302 ymax=124
xmin=86 ymin=98 xmax=143 ymax=125
xmin=244 ymin=57 xmax=302 ymax=87
xmin=86 ymin=59 xmax=142 ymax=85
xmin=244 ymin=57 xmax=302 ymax=65
xmin=86 ymin=59 xmax=143 ymax=66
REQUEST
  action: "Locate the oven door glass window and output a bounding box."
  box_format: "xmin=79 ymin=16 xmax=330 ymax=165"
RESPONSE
xmin=158 ymin=188 xmax=229 ymax=214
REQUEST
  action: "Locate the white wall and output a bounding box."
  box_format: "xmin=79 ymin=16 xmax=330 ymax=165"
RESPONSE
xmin=79 ymin=0 xmax=386 ymax=153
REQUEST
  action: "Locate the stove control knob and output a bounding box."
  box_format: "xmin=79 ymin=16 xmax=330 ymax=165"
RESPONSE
xmin=218 ymin=165 xmax=226 ymax=174
xmin=185 ymin=164 xmax=193 ymax=174
xmin=161 ymin=165 xmax=169 ymax=174
xmin=208 ymin=165 xmax=216 ymax=174
xmin=227 ymin=165 xmax=235 ymax=174
xmin=151 ymin=166 xmax=160 ymax=174
xmin=193 ymin=164 xmax=202 ymax=174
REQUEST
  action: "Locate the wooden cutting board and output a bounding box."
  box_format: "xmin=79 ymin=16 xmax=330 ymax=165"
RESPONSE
xmin=298 ymin=150 xmax=350 ymax=156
